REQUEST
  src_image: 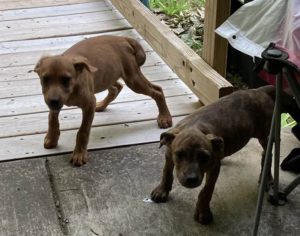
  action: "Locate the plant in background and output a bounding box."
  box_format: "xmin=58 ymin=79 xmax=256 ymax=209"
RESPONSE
xmin=150 ymin=0 xmax=205 ymax=55
xmin=150 ymin=0 xmax=189 ymax=16
xmin=149 ymin=0 xmax=255 ymax=88
xmin=150 ymin=0 xmax=205 ymax=16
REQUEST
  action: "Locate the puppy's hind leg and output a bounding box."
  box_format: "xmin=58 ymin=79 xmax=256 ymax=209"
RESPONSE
xmin=95 ymin=81 xmax=123 ymax=112
xmin=124 ymin=68 xmax=172 ymax=128
xmin=258 ymin=138 xmax=274 ymax=189
xmin=44 ymin=110 xmax=60 ymax=149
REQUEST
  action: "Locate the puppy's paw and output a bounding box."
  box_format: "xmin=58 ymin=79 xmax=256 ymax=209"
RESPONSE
xmin=150 ymin=185 xmax=170 ymax=203
xmin=157 ymin=114 xmax=172 ymax=129
xmin=70 ymin=151 xmax=88 ymax=166
xmin=194 ymin=209 xmax=213 ymax=225
xmin=44 ymin=134 xmax=59 ymax=149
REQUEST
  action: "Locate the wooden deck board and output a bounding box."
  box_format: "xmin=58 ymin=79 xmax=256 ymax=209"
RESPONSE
xmin=0 ymin=63 xmax=176 ymax=82
xmin=0 ymin=117 xmax=189 ymax=162
xmin=0 ymin=49 xmax=163 ymax=70
xmin=0 ymin=95 xmax=198 ymax=139
xmin=0 ymin=30 xmax=142 ymax=55
xmin=0 ymin=0 xmax=200 ymax=162
xmin=0 ymin=0 xmax=97 ymax=11
xmin=0 ymin=12 xmax=131 ymax=42
xmin=0 ymin=62 xmax=172 ymax=99
xmin=0 ymin=2 xmax=109 ymax=22
xmin=0 ymin=79 xmax=190 ymax=117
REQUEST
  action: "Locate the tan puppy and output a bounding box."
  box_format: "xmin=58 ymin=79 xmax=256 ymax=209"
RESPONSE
xmin=151 ymin=86 xmax=276 ymax=224
xmin=34 ymin=36 xmax=172 ymax=166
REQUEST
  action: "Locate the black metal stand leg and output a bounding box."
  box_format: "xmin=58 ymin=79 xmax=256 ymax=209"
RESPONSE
xmin=252 ymin=74 xmax=283 ymax=236
xmin=273 ymin=74 xmax=282 ymax=202
xmin=252 ymin=46 xmax=300 ymax=235
xmin=268 ymin=74 xmax=283 ymax=205
xmin=283 ymin=175 xmax=300 ymax=196
xmin=252 ymin=118 xmax=274 ymax=236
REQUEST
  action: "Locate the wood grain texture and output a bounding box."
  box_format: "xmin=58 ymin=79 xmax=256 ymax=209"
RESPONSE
xmin=0 ymin=48 xmax=161 ymax=69
xmin=0 ymin=2 xmax=109 ymax=21
xmin=0 ymin=0 xmax=97 ymax=11
xmin=0 ymin=29 xmax=141 ymax=55
xmin=0 ymin=95 xmax=199 ymax=138
xmin=0 ymin=62 xmax=175 ymax=82
xmin=202 ymin=0 xmax=231 ymax=77
xmin=0 ymin=78 xmax=189 ymax=117
xmin=0 ymin=116 xmax=189 ymax=161
xmin=0 ymin=10 xmax=131 ymax=42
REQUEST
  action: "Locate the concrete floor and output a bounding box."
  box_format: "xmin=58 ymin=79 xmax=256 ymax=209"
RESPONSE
xmin=0 ymin=129 xmax=299 ymax=236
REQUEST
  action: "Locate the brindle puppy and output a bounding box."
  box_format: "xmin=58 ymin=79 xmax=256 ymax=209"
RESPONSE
xmin=151 ymin=86 xmax=276 ymax=224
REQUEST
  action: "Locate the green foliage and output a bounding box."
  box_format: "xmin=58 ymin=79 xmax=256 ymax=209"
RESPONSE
xmin=150 ymin=0 xmax=205 ymax=16
xmin=150 ymin=0 xmax=188 ymax=16
xmin=226 ymin=73 xmax=248 ymax=89
xmin=182 ymin=33 xmax=203 ymax=55
xmin=190 ymin=0 xmax=206 ymax=8
xmin=149 ymin=0 xmax=205 ymax=55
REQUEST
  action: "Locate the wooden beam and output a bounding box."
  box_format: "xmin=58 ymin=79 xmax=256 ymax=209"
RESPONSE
xmin=202 ymin=0 xmax=231 ymax=77
xmin=109 ymin=0 xmax=233 ymax=105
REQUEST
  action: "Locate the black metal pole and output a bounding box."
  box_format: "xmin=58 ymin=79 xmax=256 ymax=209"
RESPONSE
xmin=252 ymin=73 xmax=283 ymax=235
xmin=252 ymin=104 xmax=275 ymax=235
xmin=273 ymin=73 xmax=283 ymax=202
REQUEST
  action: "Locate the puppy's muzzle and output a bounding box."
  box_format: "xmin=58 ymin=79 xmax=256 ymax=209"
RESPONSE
xmin=181 ymin=173 xmax=203 ymax=189
xmin=48 ymin=97 xmax=63 ymax=111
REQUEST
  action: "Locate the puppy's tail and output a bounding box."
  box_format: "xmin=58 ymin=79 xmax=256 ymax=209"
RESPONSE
xmin=126 ymin=38 xmax=146 ymax=66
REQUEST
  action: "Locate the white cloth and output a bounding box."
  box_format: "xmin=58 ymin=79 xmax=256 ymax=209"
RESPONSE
xmin=216 ymin=0 xmax=300 ymax=61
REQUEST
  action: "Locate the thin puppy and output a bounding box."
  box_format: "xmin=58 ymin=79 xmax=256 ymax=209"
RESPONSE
xmin=35 ymin=36 xmax=172 ymax=166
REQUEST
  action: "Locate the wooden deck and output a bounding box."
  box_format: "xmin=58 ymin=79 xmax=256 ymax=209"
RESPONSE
xmin=0 ymin=0 xmax=200 ymax=161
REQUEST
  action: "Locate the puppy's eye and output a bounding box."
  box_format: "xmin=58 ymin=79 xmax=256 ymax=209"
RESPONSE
xmin=41 ymin=76 xmax=50 ymax=86
xmin=175 ymin=150 xmax=185 ymax=162
xmin=197 ymin=150 xmax=210 ymax=163
xmin=61 ymin=76 xmax=71 ymax=88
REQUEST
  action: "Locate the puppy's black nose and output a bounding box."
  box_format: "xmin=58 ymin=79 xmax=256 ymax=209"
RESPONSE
xmin=185 ymin=174 xmax=200 ymax=188
xmin=49 ymin=98 xmax=61 ymax=110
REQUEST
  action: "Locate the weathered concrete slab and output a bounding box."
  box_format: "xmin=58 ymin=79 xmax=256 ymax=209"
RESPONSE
xmin=0 ymin=159 xmax=62 ymax=236
xmin=48 ymin=129 xmax=300 ymax=236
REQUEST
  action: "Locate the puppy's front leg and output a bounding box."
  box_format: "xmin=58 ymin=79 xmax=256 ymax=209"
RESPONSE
xmin=151 ymin=148 xmax=174 ymax=202
xmin=194 ymin=162 xmax=220 ymax=224
xmin=44 ymin=110 xmax=60 ymax=149
xmin=70 ymin=98 xmax=95 ymax=166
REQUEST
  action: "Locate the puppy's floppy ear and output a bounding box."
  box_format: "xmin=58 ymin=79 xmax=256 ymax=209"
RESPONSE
xmin=34 ymin=56 xmax=51 ymax=74
xmin=206 ymin=134 xmax=224 ymax=153
xmin=72 ymin=56 xmax=98 ymax=74
xmin=160 ymin=128 xmax=179 ymax=148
